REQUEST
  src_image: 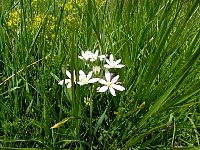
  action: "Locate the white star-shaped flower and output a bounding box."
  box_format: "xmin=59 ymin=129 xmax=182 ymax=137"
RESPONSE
xmin=104 ymin=54 xmax=125 ymax=69
xmin=78 ymin=50 xmax=93 ymax=61
xmin=89 ymin=50 xmax=99 ymax=62
xmin=77 ymin=70 xmax=99 ymax=85
xmin=97 ymin=70 xmax=125 ymax=96
xmin=78 ymin=50 xmax=107 ymax=62
xmin=58 ymin=70 xmax=76 ymax=88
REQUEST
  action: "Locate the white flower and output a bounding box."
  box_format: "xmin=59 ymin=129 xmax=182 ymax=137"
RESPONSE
xmin=104 ymin=54 xmax=125 ymax=69
xmin=78 ymin=50 xmax=107 ymax=62
xmin=97 ymin=71 xmax=125 ymax=96
xmin=92 ymin=51 xmax=107 ymax=61
xmin=77 ymin=70 xmax=99 ymax=85
xmin=78 ymin=50 xmax=93 ymax=61
xmin=58 ymin=70 xmax=76 ymax=88
xmin=98 ymin=54 xmax=106 ymax=61
xmin=92 ymin=66 xmax=101 ymax=74
xmin=90 ymin=50 xmax=99 ymax=61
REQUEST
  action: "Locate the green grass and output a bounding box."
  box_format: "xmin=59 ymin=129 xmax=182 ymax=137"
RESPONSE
xmin=1 ymin=0 xmax=200 ymax=149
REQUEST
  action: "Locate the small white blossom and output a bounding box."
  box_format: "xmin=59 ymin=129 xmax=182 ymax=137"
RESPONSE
xmin=98 ymin=54 xmax=106 ymax=61
xmin=78 ymin=50 xmax=93 ymax=61
xmin=92 ymin=66 xmax=101 ymax=74
xmin=78 ymin=50 xmax=107 ymax=62
xmin=58 ymin=70 xmax=76 ymax=88
xmin=90 ymin=50 xmax=99 ymax=61
xmin=104 ymin=54 xmax=125 ymax=69
xmin=97 ymin=70 xmax=125 ymax=96
xmin=78 ymin=70 xmax=99 ymax=85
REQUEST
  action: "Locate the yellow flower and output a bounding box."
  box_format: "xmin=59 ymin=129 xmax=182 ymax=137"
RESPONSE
xmin=59 ymin=2 xmax=73 ymax=11
xmin=59 ymin=0 xmax=84 ymax=11
xmin=31 ymin=0 xmax=38 ymax=5
xmin=74 ymin=0 xmax=84 ymax=7
xmin=33 ymin=14 xmax=45 ymax=28
xmin=64 ymin=15 xmax=79 ymax=27
xmin=95 ymin=0 xmax=106 ymax=5
xmin=7 ymin=9 xmax=21 ymax=28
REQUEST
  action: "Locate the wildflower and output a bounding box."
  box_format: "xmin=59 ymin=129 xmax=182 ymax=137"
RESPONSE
xmin=95 ymin=0 xmax=106 ymax=5
xmin=97 ymin=70 xmax=125 ymax=96
xmin=90 ymin=50 xmax=99 ymax=61
xmin=104 ymin=54 xmax=125 ymax=69
xmin=7 ymin=9 xmax=21 ymax=28
xmin=78 ymin=50 xmax=93 ymax=61
xmin=64 ymin=15 xmax=78 ymax=27
xmin=33 ymin=14 xmax=45 ymax=28
xmin=31 ymin=0 xmax=38 ymax=5
xmin=98 ymin=54 xmax=106 ymax=61
xmin=63 ymin=1 xmax=73 ymax=11
xmin=77 ymin=70 xmax=99 ymax=85
xmin=92 ymin=66 xmax=101 ymax=74
xmin=58 ymin=70 xmax=76 ymax=88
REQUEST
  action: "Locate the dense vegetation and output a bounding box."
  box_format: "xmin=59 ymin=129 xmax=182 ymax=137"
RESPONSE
xmin=1 ymin=0 xmax=200 ymax=149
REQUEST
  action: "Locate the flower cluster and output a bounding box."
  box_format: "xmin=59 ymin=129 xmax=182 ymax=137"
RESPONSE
xmin=6 ymin=9 xmax=21 ymax=31
xmin=58 ymin=50 xmax=125 ymax=96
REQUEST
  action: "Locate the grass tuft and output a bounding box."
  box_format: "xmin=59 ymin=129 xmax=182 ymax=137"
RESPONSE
xmin=1 ymin=0 xmax=200 ymax=149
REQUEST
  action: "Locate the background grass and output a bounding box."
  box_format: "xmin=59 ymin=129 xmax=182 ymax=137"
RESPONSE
xmin=1 ymin=0 xmax=200 ymax=149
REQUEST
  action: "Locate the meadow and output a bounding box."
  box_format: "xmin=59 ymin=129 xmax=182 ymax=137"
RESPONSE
xmin=1 ymin=0 xmax=200 ymax=149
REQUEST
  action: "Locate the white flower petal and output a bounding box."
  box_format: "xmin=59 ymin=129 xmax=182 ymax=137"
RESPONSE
xmin=67 ymin=82 xmax=72 ymax=88
xmin=58 ymin=80 xmax=64 ymax=85
xmin=90 ymin=50 xmax=98 ymax=61
xmin=81 ymin=51 xmax=84 ymax=56
xmin=90 ymin=58 xmax=95 ymax=62
xmin=89 ymin=78 xmax=99 ymax=83
xmin=111 ymin=75 xmax=119 ymax=83
xmin=59 ymin=79 xmax=71 ymax=85
xmin=97 ymin=86 xmax=108 ymax=92
xmin=79 ymin=70 xmax=85 ymax=75
xmin=78 ymin=50 xmax=94 ymax=60
xmin=115 ymin=59 xmax=121 ymax=64
xmin=94 ymin=50 xmax=98 ymax=56
xmin=66 ymin=70 xmax=71 ymax=78
xmin=98 ymin=55 xmax=106 ymax=61
xmin=115 ymin=64 xmax=125 ymax=68
xmin=109 ymin=87 xmax=116 ymax=96
xmin=110 ymin=54 xmax=114 ymax=61
xmin=104 ymin=64 xmax=111 ymax=69
xmin=87 ymin=71 xmax=93 ymax=79
xmin=77 ymin=82 xmax=84 ymax=86
xmin=113 ymin=84 xmax=125 ymax=91
xmin=99 ymin=79 xmax=107 ymax=85
xmin=105 ymin=71 xmax=111 ymax=82
xmin=78 ymin=56 xmax=83 ymax=59
xmin=105 ymin=58 xmax=110 ymax=64
xmin=64 ymin=79 xmax=71 ymax=83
